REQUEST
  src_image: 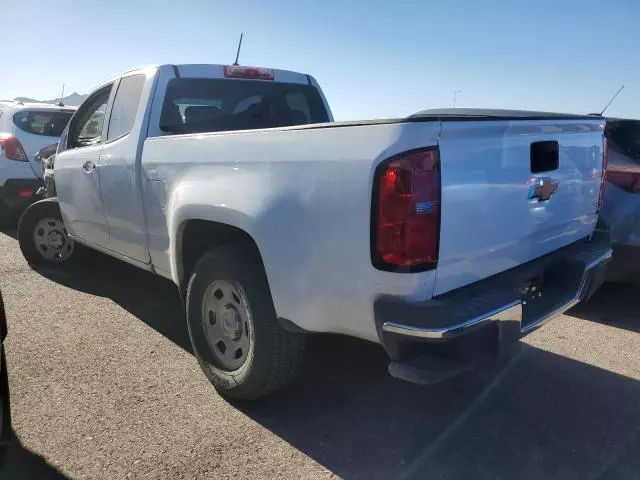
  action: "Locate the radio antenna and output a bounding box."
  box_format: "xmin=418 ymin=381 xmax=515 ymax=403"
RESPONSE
xmin=58 ymin=84 xmax=65 ymax=106
xmin=233 ymin=33 xmax=244 ymax=66
xmin=599 ymin=83 xmax=624 ymax=116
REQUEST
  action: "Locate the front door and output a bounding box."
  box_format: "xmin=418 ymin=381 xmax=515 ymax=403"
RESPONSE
xmin=55 ymin=83 xmax=113 ymax=247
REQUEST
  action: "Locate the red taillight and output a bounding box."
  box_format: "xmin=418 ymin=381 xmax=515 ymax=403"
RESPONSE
xmin=0 ymin=133 xmax=28 ymax=161
xmin=224 ymin=65 xmax=274 ymax=80
xmin=607 ymin=169 xmax=640 ymax=193
xmin=598 ymin=136 xmax=608 ymax=211
xmin=372 ymin=147 xmax=440 ymax=271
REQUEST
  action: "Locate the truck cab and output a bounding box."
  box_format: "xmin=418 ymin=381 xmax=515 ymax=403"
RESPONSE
xmin=52 ymin=65 xmax=332 ymax=267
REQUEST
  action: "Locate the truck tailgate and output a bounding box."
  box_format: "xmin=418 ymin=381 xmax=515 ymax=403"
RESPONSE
xmin=434 ymin=117 xmax=605 ymax=296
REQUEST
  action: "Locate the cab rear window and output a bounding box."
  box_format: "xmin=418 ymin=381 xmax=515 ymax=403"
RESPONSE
xmin=159 ymin=78 xmax=329 ymax=135
xmin=12 ymin=110 xmax=74 ymax=137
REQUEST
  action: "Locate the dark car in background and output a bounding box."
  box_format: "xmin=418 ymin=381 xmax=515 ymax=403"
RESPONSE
xmin=0 ymin=289 xmax=10 ymax=468
xmin=601 ymin=118 xmax=640 ymax=282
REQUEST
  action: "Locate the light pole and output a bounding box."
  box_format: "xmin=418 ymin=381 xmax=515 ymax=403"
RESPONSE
xmin=453 ymin=90 xmax=461 ymax=108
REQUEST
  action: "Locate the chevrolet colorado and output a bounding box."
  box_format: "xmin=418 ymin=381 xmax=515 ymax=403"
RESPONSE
xmin=17 ymin=64 xmax=611 ymax=399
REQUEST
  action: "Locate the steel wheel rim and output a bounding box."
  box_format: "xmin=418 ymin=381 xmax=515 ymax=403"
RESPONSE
xmin=32 ymin=217 xmax=74 ymax=263
xmin=201 ymin=280 xmax=253 ymax=372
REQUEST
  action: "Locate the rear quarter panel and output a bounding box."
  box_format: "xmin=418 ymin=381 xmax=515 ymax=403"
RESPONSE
xmin=142 ymin=121 xmax=441 ymax=342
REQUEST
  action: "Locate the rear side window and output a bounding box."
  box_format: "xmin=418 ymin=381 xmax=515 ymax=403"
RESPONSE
xmin=606 ymin=120 xmax=640 ymax=161
xmin=160 ymin=78 xmax=329 ymax=135
xmin=12 ymin=110 xmax=74 ymax=137
xmin=107 ymin=74 xmax=145 ymax=141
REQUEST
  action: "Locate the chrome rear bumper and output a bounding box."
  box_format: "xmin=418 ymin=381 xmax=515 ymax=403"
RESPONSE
xmin=382 ymin=300 xmax=522 ymax=340
xmin=375 ymin=234 xmax=612 ymax=366
xmin=381 ymin=247 xmax=611 ymax=341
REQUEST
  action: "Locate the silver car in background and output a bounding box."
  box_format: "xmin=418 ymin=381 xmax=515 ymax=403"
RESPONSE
xmin=602 ymin=118 xmax=640 ymax=282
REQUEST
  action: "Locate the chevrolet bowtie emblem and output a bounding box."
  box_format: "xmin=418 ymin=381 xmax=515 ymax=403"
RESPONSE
xmin=528 ymin=177 xmax=559 ymax=201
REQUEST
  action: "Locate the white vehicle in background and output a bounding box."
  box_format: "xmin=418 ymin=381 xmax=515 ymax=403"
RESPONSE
xmin=0 ymin=101 xmax=76 ymax=225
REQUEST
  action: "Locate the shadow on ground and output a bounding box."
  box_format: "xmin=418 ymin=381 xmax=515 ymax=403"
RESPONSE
xmin=33 ymin=254 xmax=640 ymax=480
xmin=567 ymin=282 xmax=640 ymax=334
xmin=35 ymin=251 xmax=191 ymax=353
xmin=2 ymin=429 xmax=69 ymax=479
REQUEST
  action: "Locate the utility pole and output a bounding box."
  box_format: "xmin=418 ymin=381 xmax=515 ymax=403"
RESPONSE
xmin=453 ymin=90 xmax=461 ymax=108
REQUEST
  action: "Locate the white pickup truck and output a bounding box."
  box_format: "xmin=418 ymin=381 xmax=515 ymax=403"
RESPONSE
xmin=17 ymin=64 xmax=611 ymax=400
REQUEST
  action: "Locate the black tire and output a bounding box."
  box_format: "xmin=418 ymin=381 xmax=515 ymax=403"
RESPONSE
xmin=186 ymin=244 xmax=306 ymax=400
xmin=17 ymin=199 xmax=77 ymax=267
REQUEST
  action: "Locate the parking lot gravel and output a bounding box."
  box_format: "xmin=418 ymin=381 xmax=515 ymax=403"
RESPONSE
xmin=1 ymin=230 xmax=639 ymax=479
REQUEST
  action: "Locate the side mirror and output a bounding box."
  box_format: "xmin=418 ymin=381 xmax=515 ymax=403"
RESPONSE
xmin=35 ymin=143 xmax=58 ymax=162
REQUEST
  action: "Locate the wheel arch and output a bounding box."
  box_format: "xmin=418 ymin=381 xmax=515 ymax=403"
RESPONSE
xmin=176 ymin=218 xmax=266 ymax=298
xmin=166 ymin=191 xmax=307 ymax=334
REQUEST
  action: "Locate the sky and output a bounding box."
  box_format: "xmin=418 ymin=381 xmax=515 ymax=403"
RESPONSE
xmin=2 ymin=0 xmax=639 ymax=120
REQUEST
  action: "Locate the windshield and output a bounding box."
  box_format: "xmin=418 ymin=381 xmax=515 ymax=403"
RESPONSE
xmin=160 ymin=78 xmax=329 ymax=134
xmin=12 ymin=110 xmax=74 ymax=137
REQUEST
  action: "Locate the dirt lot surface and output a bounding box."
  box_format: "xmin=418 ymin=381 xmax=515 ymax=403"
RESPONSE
xmin=1 ymin=230 xmax=639 ymax=479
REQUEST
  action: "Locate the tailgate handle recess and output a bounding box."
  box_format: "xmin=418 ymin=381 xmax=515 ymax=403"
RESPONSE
xmin=531 ymin=141 xmax=559 ymax=173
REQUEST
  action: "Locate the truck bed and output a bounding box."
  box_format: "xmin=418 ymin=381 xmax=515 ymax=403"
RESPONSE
xmin=141 ymin=112 xmax=605 ymax=341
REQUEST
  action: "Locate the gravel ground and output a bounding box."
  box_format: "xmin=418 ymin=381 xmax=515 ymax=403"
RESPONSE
xmin=1 ymin=230 xmax=639 ymax=480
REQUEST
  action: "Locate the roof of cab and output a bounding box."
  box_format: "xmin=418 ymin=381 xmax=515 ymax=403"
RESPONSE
xmin=85 ymin=63 xmax=312 ymax=96
xmin=170 ymin=64 xmax=311 ymax=84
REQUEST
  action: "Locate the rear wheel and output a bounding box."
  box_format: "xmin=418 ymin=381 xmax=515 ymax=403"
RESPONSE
xmin=18 ymin=199 xmax=76 ymax=267
xmin=186 ymin=244 xmax=306 ymax=400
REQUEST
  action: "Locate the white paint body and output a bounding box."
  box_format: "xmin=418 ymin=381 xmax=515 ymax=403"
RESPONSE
xmin=54 ymin=65 xmax=606 ymax=344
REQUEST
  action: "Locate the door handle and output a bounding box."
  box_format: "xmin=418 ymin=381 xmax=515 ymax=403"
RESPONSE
xmin=82 ymin=160 xmax=96 ymax=173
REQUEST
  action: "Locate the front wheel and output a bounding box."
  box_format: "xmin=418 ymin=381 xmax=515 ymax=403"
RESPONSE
xmin=17 ymin=199 xmax=76 ymax=266
xmin=186 ymin=244 xmax=306 ymax=400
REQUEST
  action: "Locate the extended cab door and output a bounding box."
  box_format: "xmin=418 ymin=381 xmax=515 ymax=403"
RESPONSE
xmin=98 ymin=71 xmax=152 ymax=263
xmin=55 ymin=83 xmax=114 ymax=247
